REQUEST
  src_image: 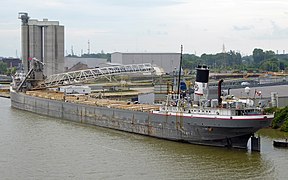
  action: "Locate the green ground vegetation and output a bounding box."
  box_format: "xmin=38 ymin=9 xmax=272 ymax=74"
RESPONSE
xmin=265 ymin=106 xmax=288 ymax=132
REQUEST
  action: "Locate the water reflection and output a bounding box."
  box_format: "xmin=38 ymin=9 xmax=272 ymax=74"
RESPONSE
xmin=122 ymin=136 xmax=275 ymax=179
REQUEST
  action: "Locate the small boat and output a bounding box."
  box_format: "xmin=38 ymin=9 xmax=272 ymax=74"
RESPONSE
xmin=273 ymin=140 xmax=288 ymax=148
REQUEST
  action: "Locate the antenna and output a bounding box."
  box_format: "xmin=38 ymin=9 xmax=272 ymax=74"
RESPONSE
xmin=71 ymin=46 xmax=74 ymax=56
xmin=88 ymin=40 xmax=90 ymax=54
xmin=222 ymin=44 xmax=226 ymax=68
xmin=222 ymin=44 xmax=226 ymax=53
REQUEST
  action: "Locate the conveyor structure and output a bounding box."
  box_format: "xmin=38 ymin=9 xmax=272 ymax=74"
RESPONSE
xmin=39 ymin=63 xmax=155 ymax=88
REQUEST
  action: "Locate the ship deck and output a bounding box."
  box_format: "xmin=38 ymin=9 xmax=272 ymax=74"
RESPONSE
xmin=25 ymin=90 xmax=160 ymax=112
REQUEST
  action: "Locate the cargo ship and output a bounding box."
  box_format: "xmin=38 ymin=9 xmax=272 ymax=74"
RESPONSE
xmin=10 ymin=58 xmax=273 ymax=150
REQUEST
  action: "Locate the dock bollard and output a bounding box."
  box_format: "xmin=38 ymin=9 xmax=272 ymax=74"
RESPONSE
xmin=251 ymin=135 xmax=260 ymax=152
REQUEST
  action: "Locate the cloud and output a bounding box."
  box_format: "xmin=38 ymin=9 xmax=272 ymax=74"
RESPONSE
xmin=2 ymin=0 xmax=288 ymax=57
xmin=146 ymin=29 xmax=168 ymax=36
xmin=93 ymin=0 xmax=186 ymax=8
xmin=270 ymin=21 xmax=288 ymax=38
xmin=255 ymin=21 xmax=288 ymax=40
xmin=233 ymin=25 xmax=254 ymax=31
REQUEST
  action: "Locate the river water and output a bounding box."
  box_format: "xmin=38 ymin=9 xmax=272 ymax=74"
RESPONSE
xmin=0 ymin=97 xmax=288 ymax=180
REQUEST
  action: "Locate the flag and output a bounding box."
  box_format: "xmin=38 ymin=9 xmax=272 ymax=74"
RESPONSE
xmin=255 ymin=90 xmax=262 ymax=96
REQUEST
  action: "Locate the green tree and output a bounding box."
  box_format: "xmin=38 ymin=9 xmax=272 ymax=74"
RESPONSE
xmin=0 ymin=61 xmax=7 ymax=74
xmin=181 ymin=49 xmax=283 ymax=72
xmin=6 ymin=67 xmax=17 ymax=75
xmin=182 ymin=54 xmax=204 ymax=70
xmin=253 ymin=48 xmax=264 ymax=64
xmin=264 ymin=50 xmax=275 ymax=60
xmin=271 ymin=106 xmax=288 ymax=130
xmin=279 ymin=61 xmax=285 ymax=71
xmin=260 ymin=58 xmax=279 ymax=71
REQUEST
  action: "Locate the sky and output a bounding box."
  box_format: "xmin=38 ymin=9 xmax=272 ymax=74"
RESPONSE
xmin=0 ymin=0 xmax=288 ymax=57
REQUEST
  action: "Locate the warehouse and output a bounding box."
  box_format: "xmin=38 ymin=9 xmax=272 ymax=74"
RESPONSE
xmin=64 ymin=57 xmax=107 ymax=71
xmin=111 ymin=52 xmax=181 ymax=73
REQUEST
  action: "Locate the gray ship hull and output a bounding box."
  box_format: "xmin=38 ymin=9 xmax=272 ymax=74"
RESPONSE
xmin=10 ymin=90 xmax=273 ymax=149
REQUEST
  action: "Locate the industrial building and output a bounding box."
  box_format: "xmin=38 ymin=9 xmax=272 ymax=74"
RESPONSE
xmin=18 ymin=12 xmax=64 ymax=77
xmin=64 ymin=57 xmax=107 ymax=71
xmin=0 ymin=58 xmax=21 ymax=68
xmin=111 ymin=52 xmax=181 ymax=73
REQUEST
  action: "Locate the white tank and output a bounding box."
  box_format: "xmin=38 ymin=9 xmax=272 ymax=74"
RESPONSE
xmin=271 ymin=92 xmax=278 ymax=107
xmin=244 ymin=87 xmax=250 ymax=94
xmin=211 ymin=99 xmax=218 ymax=108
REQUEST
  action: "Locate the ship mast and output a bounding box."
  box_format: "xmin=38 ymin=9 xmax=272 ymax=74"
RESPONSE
xmin=177 ymin=45 xmax=183 ymax=100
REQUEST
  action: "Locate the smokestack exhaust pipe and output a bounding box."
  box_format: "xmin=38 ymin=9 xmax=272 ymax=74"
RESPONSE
xmin=218 ymin=79 xmax=224 ymax=106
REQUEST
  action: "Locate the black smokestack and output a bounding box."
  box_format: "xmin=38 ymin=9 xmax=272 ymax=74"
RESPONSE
xmin=218 ymin=79 xmax=224 ymax=106
xmin=194 ymin=65 xmax=209 ymax=96
xmin=196 ymin=65 xmax=209 ymax=83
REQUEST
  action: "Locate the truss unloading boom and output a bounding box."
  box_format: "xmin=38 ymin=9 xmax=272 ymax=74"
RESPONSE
xmin=39 ymin=63 xmax=155 ymax=88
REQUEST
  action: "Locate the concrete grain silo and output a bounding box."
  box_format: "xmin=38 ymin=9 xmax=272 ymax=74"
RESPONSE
xmin=18 ymin=12 xmax=64 ymax=77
